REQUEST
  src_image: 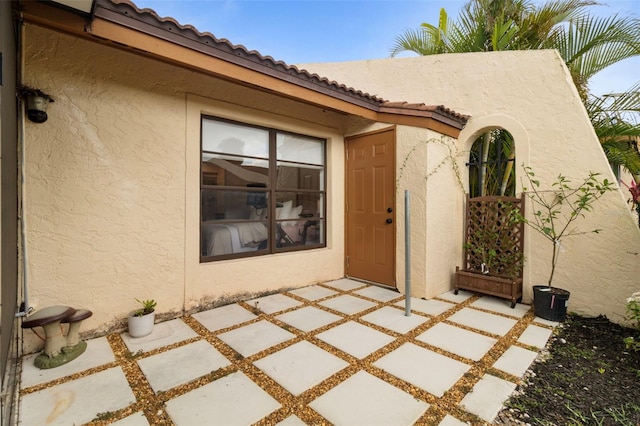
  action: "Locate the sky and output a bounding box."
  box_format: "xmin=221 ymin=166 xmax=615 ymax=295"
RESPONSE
xmin=134 ymin=0 xmax=639 ymax=98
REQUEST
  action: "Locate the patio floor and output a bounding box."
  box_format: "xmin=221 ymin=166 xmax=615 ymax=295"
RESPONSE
xmin=18 ymin=279 xmax=557 ymax=425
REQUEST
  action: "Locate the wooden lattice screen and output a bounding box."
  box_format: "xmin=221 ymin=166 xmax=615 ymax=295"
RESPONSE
xmin=463 ymin=194 xmax=525 ymax=279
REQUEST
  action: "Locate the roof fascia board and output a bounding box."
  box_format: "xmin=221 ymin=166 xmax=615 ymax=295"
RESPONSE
xmin=20 ymin=2 xmax=465 ymax=137
xmin=377 ymin=113 xmax=461 ymax=138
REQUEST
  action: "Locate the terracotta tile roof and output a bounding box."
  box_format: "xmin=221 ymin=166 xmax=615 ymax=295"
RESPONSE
xmin=381 ymin=102 xmax=470 ymax=123
xmin=93 ymin=0 xmax=469 ymax=127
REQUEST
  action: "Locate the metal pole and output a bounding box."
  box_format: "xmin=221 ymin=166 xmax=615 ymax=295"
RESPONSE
xmin=405 ymin=190 xmax=411 ymax=316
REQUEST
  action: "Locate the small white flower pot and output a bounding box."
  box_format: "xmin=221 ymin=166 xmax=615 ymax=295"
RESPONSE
xmin=127 ymin=311 xmax=155 ymax=338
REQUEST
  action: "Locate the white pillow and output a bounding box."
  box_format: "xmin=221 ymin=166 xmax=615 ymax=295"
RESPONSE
xmin=289 ymin=205 xmax=303 ymax=219
xmin=277 ymin=200 xmax=292 ymax=219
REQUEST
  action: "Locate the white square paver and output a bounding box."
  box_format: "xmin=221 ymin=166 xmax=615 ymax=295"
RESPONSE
xmin=518 ymin=324 xmax=554 ymax=349
xmin=309 ymin=371 xmax=429 ymax=425
xmin=165 ymin=371 xmax=280 ymax=424
xmin=448 ymin=308 xmax=517 ymax=336
xmin=458 ymin=374 xmax=516 ymax=422
xmin=21 ymin=337 xmax=115 ymax=388
xmin=275 ymin=306 xmax=342 ymax=332
xmin=137 ymin=340 xmax=231 ymax=392
xmin=470 ymin=296 xmax=530 ymax=318
xmin=253 ymin=340 xmax=349 ymax=396
xmin=192 ymin=303 xmax=257 ymax=332
xmin=437 ymin=290 xmax=473 ymax=303
xmin=218 ymin=320 xmax=295 ymax=357
xmin=319 ymin=294 xmax=378 ymax=315
xmin=373 ymin=343 xmax=470 ymax=397
xmin=439 ymin=414 xmax=469 ymax=426
xmin=248 ymin=293 xmax=303 ymax=314
xmin=20 ymin=367 xmax=135 ymax=426
xmin=315 ymin=321 xmax=395 ymax=359
xmin=354 ymin=285 xmax=402 ymax=302
xmin=395 ymin=298 xmax=455 ymax=316
xmin=111 ymin=412 xmax=150 ymax=426
xmin=361 ymin=306 xmax=429 ymax=334
xmin=492 ymin=345 xmax=539 ymax=378
xmin=417 ymin=323 xmax=497 ymax=361
xmin=323 ymin=278 xmax=366 ymax=291
xmin=534 ymin=317 xmax=560 ymax=327
xmin=288 ymin=285 xmax=338 ymax=301
xmin=121 ymin=319 xmax=198 ymax=353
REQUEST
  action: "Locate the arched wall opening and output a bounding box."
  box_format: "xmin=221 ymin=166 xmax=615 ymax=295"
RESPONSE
xmin=458 ymin=114 xmax=531 ymax=196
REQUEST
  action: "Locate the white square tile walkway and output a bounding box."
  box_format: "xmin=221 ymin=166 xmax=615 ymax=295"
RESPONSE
xmin=18 ymin=279 xmax=557 ymax=425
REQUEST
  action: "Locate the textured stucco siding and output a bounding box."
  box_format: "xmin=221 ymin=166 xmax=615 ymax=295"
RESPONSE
xmin=303 ymin=51 xmax=640 ymax=322
xmin=21 ymin=25 xmax=351 ymax=353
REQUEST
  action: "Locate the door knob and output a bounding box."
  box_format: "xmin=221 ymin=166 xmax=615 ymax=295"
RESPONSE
xmin=386 ymin=218 xmax=393 ymax=224
xmin=387 ymin=207 xmax=393 ymax=213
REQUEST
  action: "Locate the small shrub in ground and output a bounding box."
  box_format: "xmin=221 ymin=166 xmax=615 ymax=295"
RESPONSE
xmin=624 ymin=292 xmax=640 ymax=351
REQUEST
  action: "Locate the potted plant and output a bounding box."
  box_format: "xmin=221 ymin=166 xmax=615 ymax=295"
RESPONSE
xmin=127 ymin=298 xmax=157 ymax=338
xmin=455 ymin=195 xmax=526 ymax=308
xmin=520 ymin=166 xmax=614 ymax=321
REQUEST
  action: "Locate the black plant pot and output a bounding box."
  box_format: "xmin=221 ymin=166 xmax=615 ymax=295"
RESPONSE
xmin=533 ymin=285 xmax=571 ymax=322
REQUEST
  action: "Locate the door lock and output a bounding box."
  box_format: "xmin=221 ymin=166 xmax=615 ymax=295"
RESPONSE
xmin=387 ymin=207 xmax=393 ymax=213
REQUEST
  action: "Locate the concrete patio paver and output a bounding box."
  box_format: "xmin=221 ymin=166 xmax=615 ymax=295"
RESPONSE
xmin=416 ymin=322 xmax=497 ymax=361
xmin=493 ymin=345 xmax=539 ymax=377
xmin=248 ymin=293 xmax=303 ymax=314
xmin=137 ymin=340 xmax=231 ymax=393
xmin=361 ymin=305 xmax=429 ymax=334
xmin=518 ymin=323 xmax=555 ymax=348
xmin=354 ymin=285 xmax=403 ymax=302
xmin=217 ymin=319 xmax=295 ymax=357
xmin=288 ymin=285 xmax=338 ymax=301
xmin=20 ymin=367 xmax=136 ymax=426
xmin=458 ymin=374 xmax=518 ymax=422
xmin=315 ymin=321 xmax=395 ymax=359
xmin=448 ymin=307 xmax=518 ymax=336
xmin=373 ymin=343 xmax=471 ymax=397
xmin=319 ymin=294 xmax=378 ymax=314
xmin=192 ymin=303 xmax=257 ymax=332
xmin=21 ymin=336 xmax=115 ymax=388
xmin=17 ymin=280 xmax=558 ymax=425
xmin=253 ymin=340 xmax=349 ymax=396
xmin=395 ymin=297 xmax=456 ymax=316
xmin=309 ymin=371 xmax=430 ymax=425
xmin=275 ymin=306 xmax=342 ymax=332
xmin=121 ymin=319 xmax=198 ymax=353
xmin=164 ymin=371 xmax=280 ymax=425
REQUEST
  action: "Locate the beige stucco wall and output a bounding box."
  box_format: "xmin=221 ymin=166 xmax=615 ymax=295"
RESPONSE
xmin=303 ymin=50 xmax=640 ymax=323
xmin=21 ymin=25 xmax=355 ymax=353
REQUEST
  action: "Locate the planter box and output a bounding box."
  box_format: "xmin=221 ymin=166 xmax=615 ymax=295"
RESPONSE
xmin=454 ymin=267 xmax=522 ymax=308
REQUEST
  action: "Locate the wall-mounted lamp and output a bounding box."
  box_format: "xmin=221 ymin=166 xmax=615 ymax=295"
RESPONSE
xmin=17 ymin=86 xmax=55 ymax=123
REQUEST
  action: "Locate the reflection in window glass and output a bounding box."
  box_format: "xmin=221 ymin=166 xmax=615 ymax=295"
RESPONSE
xmin=277 ymin=133 xmax=323 ymax=165
xmin=202 ymin=153 xmax=269 ymax=187
xmin=201 ymin=116 xmax=326 ymax=261
xmin=202 ymin=119 xmax=269 ymax=158
xmin=276 ymin=162 xmax=324 ymax=191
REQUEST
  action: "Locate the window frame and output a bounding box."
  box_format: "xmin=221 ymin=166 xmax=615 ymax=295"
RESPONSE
xmin=200 ymin=115 xmax=327 ymax=262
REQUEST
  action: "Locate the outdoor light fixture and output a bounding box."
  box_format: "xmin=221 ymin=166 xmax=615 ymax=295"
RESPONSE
xmin=17 ymin=86 xmax=55 ymax=123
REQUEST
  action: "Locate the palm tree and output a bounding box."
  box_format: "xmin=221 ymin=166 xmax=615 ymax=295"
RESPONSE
xmin=391 ymin=0 xmax=640 ymax=193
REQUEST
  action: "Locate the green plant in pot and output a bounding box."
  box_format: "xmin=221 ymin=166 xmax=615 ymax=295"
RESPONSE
xmin=520 ymin=165 xmax=614 ymax=321
xmin=127 ymin=298 xmax=157 ymax=338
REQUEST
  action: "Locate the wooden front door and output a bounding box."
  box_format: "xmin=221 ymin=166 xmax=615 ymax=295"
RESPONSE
xmin=346 ymin=128 xmax=396 ymax=287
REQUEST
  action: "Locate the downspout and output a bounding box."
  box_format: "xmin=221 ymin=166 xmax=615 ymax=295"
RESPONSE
xmin=15 ymin=12 xmax=31 ymax=318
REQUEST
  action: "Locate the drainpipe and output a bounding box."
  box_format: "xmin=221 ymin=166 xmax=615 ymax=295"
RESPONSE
xmin=15 ymin=16 xmax=32 ymax=318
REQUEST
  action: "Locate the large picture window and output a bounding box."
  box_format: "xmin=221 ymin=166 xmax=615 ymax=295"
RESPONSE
xmin=200 ymin=116 xmax=326 ymax=261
